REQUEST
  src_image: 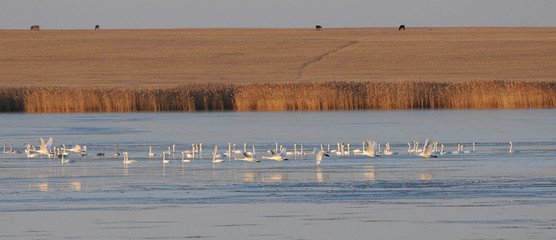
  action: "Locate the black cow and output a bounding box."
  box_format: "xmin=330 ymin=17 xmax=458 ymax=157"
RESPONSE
xmin=95 ymin=25 xmax=100 ymax=30
xmin=399 ymin=25 xmax=406 ymax=31
xmin=30 ymin=25 xmax=40 ymax=31
xmin=315 ymin=25 xmax=322 ymax=31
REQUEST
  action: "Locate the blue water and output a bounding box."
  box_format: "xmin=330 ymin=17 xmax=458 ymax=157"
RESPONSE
xmin=1 ymin=110 xmax=556 ymax=239
xmin=0 ymin=110 xmax=555 ymax=206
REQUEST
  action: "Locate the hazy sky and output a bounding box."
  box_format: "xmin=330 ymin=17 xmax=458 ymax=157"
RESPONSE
xmin=1 ymin=0 xmax=554 ymax=29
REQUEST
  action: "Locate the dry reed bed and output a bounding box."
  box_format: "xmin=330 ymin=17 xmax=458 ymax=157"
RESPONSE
xmin=0 ymin=81 xmax=554 ymax=112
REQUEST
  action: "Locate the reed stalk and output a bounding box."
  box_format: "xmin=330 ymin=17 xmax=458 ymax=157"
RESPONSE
xmin=0 ymin=81 xmax=554 ymax=112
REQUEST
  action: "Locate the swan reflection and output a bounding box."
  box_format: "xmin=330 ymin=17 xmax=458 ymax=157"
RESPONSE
xmin=420 ymin=170 xmax=433 ymax=181
xmin=316 ymin=167 xmax=328 ymax=182
xmin=364 ymin=165 xmax=376 ymax=180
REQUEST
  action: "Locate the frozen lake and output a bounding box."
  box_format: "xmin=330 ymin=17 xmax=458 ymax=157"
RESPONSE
xmin=1 ymin=110 xmax=555 ymax=239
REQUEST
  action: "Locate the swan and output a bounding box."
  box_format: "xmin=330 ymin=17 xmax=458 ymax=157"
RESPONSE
xmin=440 ymin=144 xmax=446 ymax=155
xmin=56 ymin=146 xmax=70 ymax=158
xmin=25 ymin=144 xmax=40 ymax=158
xmin=113 ymin=145 xmax=121 ymax=157
xmin=451 ymin=144 xmax=462 ymax=155
xmin=212 ymin=146 xmax=224 ymax=163
xmin=148 ymin=146 xmax=156 ymax=158
xmin=2 ymin=143 xmax=7 ymax=154
xmin=471 ymin=142 xmax=476 ymax=154
xmin=246 ymin=145 xmax=256 ymax=156
xmin=181 ymin=151 xmax=192 ymax=163
xmin=383 ymin=143 xmax=396 ymax=155
xmin=66 ymin=144 xmax=82 ymax=154
xmin=286 ymin=144 xmax=297 ymax=155
xmin=353 ymin=142 xmax=366 ymax=155
xmin=261 ymin=149 xmax=288 ymax=161
xmin=232 ymin=144 xmax=243 ymax=154
xmin=163 ymin=146 xmax=172 ymax=156
xmin=162 ymin=152 xmax=170 ymax=164
xmin=316 ymin=150 xmax=329 ymax=165
xmin=363 ymin=141 xmax=380 ymax=158
xmin=30 ymin=137 xmax=53 ymax=157
xmin=418 ymin=140 xmax=438 ymax=158
xmin=8 ymin=144 xmax=21 ymax=155
xmin=60 ymin=146 xmax=73 ymax=164
xmin=462 ymin=145 xmax=471 ymax=154
xmin=122 ymin=152 xmax=137 ymax=164
xmin=414 ymin=141 xmax=423 ymax=154
xmin=508 ymin=141 xmax=519 ymax=154
xmin=97 ymin=147 xmax=105 ymax=157
xmin=407 ymin=142 xmax=414 ymax=154
xmin=331 ymin=143 xmax=340 ymax=155
xmin=223 ymin=143 xmax=232 ymax=158
xmin=234 ymin=152 xmax=259 ymax=162
xmin=80 ymin=145 xmax=88 ymax=156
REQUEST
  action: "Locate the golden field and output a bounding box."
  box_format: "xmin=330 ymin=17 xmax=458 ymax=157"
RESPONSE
xmin=0 ymin=28 xmax=555 ymax=111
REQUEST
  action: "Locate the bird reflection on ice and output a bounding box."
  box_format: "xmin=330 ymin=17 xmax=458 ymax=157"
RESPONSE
xmin=316 ymin=168 xmax=328 ymax=183
xmin=243 ymin=172 xmax=258 ymax=183
xmin=364 ymin=165 xmax=376 ymax=180
xmin=263 ymin=172 xmax=285 ymax=183
xmin=36 ymin=182 xmax=49 ymax=192
xmin=420 ymin=170 xmax=433 ymax=181
xmin=69 ymin=181 xmax=82 ymax=191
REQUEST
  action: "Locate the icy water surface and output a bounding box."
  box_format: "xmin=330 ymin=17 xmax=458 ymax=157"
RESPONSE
xmin=1 ymin=110 xmax=555 ymax=239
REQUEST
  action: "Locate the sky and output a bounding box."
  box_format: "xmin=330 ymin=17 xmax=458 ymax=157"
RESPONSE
xmin=1 ymin=0 xmax=555 ymax=29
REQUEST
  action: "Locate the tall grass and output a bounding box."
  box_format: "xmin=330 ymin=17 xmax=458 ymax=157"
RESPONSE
xmin=0 ymin=81 xmax=554 ymax=112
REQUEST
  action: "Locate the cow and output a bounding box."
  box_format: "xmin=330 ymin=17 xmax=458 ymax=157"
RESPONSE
xmin=315 ymin=25 xmax=322 ymax=31
xmin=399 ymin=25 xmax=406 ymax=31
xmin=30 ymin=25 xmax=40 ymax=31
xmin=95 ymin=25 xmax=100 ymax=30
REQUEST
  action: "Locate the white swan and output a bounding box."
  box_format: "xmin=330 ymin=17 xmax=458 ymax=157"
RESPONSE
xmin=2 ymin=143 xmax=7 ymax=154
xmin=232 ymin=144 xmax=243 ymax=154
xmin=181 ymin=151 xmax=192 ymax=163
xmin=162 ymin=152 xmax=170 ymax=164
xmin=29 ymin=137 xmax=53 ymax=157
xmin=66 ymin=144 xmax=82 ymax=154
xmin=451 ymin=144 xmax=462 ymax=155
xmin=418 ymin=140 xmax=438 ymax=158
xmin=148 ymin=146 xmax=156 ymax=158
xmin=407 ymin=142 xmax=415 ymax=155
xmin=316 ymin=150 xmax=329 ymax=165
xmin=234 ymin=152 xmax=259 ymax=162
xmin=462 ymin=146 xmax=471 ymax=154
xmin=383 ymin=143 xmax=396 ymax=155
xmin=212 ymin=146 xmax=224 ymax=163
xmin=122 ymin=152 xmax=137 ymax=164
xmin=8 ymin=144 xmax=21 ymax=155
xmin=353 ymin=142 xmax=366 ymax=155
xmin=363 ymin=141 xmax=380 ymax=158
xmin=440 ymin=144 xmax=446 ymax=155
xmin=508 ymin=141 xmax=519 ymax=154
xmin=60 ymin=146 xmax=73 ymax=164
xmin=414 ymin=141 xmax=423 ymax=154
xmin=261 ymin=149 xmax=288 ymax=161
